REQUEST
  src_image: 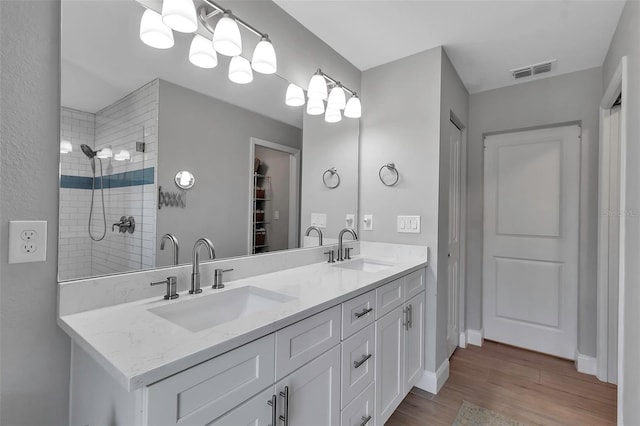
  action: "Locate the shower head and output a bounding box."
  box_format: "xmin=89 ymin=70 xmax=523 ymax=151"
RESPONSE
xmin=80 ymin=144 xmax=97 ymax=159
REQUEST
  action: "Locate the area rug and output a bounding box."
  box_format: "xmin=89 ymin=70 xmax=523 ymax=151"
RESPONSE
xmin=452 ymin=401 xmax=527 ymax=426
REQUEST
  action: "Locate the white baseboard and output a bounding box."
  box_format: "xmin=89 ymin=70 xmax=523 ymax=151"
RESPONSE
xmin=575 ymin=352 xmax=597 ymax=376
xmin=467 ymin=328 xmax=484 ymax=347
xmin=415 ymin=359 xmax=450 ymax=395
xmin=459 ymin=332 xmax=467 ymax=348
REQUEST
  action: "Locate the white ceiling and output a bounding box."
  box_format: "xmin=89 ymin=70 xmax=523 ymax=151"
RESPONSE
xmin=273 ymin=0 xmax=626 ymax=93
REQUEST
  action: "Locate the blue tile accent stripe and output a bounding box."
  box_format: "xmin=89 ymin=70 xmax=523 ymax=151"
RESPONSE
xmin=60 ymin=167 xmax=154 ymax=189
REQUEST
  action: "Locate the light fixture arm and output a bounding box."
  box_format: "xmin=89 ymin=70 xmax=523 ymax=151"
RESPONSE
xmin=317 ymin=69 xmax=356 ymax=97
xmin=198 ymin=0 xmax=266 ymax=39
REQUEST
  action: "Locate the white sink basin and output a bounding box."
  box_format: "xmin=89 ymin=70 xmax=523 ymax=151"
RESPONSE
xmin=335 ymin=258 xmax=394 ymax=273
xmin=148 ymin=286 xmax=295 ymax=332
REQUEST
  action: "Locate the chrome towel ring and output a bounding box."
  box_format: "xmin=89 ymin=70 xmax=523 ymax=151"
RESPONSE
xmin=323 ymin=167 xmax=340 ymax=189
xmin=379 ymin=163 xmax=399 ymax=186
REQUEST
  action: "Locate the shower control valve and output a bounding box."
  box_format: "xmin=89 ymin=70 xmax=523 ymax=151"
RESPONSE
xmin=112 ymin=216 xmax=135 ymax=234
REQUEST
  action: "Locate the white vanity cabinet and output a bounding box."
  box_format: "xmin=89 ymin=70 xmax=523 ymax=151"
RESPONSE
xmin=375 ymin=270 xmax=426 ymax=425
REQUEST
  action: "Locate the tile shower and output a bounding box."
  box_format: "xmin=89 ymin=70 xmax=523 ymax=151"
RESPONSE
xmin=59 ymin=80 xmax=158 ymax=280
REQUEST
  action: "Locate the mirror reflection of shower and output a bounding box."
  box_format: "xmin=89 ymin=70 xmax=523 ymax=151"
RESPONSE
xmin=80 ymin=144 xmax=107 ymax=241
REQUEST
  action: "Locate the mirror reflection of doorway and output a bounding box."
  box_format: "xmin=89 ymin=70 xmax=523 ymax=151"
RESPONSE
xmin=249 ymin=138 xmax=300 ymax=254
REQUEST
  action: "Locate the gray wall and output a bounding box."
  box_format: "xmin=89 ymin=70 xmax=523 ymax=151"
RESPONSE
xmin=156 ymin=80 xmax=301 ymax=265
xmin=0 ymin=1 xmax=71 ymax=425
xmin=466 ymin=67 xmax=603 ymax=357
xmin=602 ymin=2 xmax=640 ymax=423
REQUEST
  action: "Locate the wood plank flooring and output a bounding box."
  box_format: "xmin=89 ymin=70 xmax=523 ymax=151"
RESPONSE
xmin=386 ymin=341 xmax=617 ymax=425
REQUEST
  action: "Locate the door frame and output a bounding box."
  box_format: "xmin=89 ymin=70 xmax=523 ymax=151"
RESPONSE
xmin=596 ymin=56 xmax=627 ymax=387
xmin=248 ymin=137 xmax=301 ymax=254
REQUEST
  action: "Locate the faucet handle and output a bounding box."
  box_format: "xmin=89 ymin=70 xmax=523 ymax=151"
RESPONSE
xmin=213 ymin=268 xmax=234 ymax=289
xmin=324 ymin=250 xmax=336 ymax=264
xmin=344 ymin=247 xmax=353 ymax=260
xmin=151 ymin=276 xmax=179 ymax=300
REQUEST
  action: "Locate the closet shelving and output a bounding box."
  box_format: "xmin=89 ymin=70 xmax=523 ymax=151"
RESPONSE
xmin=252 ymin=173 xmax=271 ymax=254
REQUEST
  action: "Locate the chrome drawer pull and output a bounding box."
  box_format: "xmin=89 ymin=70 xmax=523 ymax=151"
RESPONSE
xmin=354 ymin=307 xmax=373 ymax=318
xmin=353 ymin=353 xmax=372 ymax=369
xmin=358 ymin=415 xmax=372 ymax=426
xmin=267 ymin=394 xmax=277 ymax=426
xmin=278 ymin=386 xmax=289 ymax=426
xmin=403 ymin=308 xmax=409 ymax=331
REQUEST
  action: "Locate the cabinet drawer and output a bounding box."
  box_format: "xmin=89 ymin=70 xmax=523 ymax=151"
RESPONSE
xmin=275 ymin=305 xmax=341 ymax=380
xmin=404 ymin=269 xmax=425 ymax=300
xmin=207 ymin=387 xmax=274 ymax=426
xmin=376 ymin=278 xmax=404 ymax=318
xmin=342 ymin=290 xmax=376 ymax=339
xmin=341 ymin=324 xmax=375 ymax=408
xmin=341 ymin=382 xmax=375 ymax=426
xmin=145 ymin=334 xmax=275 ymax=426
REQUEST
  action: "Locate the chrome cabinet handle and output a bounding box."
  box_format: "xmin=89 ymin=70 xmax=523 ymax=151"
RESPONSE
xmin=353 ymin=354 xmax=372 ymax=369
xmin=279 ymin=386 xmax=289 ymax=426
xmin=408 ymin=304 xmax=413 ymax=329
xmin=267 ymin=394 xmax=277 ymax=426
xmin=358 ymin=415 xmax=372 ymax=426
xmin=354 ymin=307 xmax=373 ymax=318
xmin=403 ymin=308 xmax=409 ymax=331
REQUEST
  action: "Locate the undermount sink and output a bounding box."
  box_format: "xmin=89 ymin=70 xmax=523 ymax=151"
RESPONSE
xmin=148 ymin=286 xmax=295 ymax=332
xmin=335 ymin=258 xmax=394 ymax=273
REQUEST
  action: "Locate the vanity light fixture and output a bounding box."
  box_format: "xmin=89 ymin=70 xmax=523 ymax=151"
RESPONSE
xmin=212 ymin=11 xmax=242 ymax=56
xmin=228 ymin=56 xmax=253 ymax=84
xmin=307 ymin=70 xmax=328 ymax=100
xmin=189 ymin=34 xmax=218 ymax=68
xmin=96 ymin=147 xmax=113 ymax=159
xmin=327 ymin=84 xmax=346 ymax=110
xmin=325 ymin=107 xmax=342 ymax=123
xmin=114 ymin=150 xmax=131 ymax=161
xmin=139 ymin=9 xmax=174 ymax=49
xmin=285 ymin=83 xmax=305 ymax=106
xmin=161 ymin=0 xmax=198 ymax=33
xmin=251 ymin=35 xmax=277 ymax=74
xmin=344 ymin=94 xmax=362 ymax=119
xmin=60 ymin=140 xmax=72 ymax=154
xmin=306 ymin=98 xmax=325 ymax=115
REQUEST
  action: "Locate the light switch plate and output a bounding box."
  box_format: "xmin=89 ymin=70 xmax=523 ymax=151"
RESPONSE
xmin=397 ymin=216 xmax=421 ymax=233
xmin=310 ymin=213 xmax=327 ymax=229
xmin=9 ymin=220 xmax=47 ymax=263
xmin=363 ymin=214 xmax=373 ymax=231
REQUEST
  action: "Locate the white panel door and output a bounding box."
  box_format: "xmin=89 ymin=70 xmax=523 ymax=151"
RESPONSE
xmin=483 ymin=125 xmax=580 ymax=359
xmin=404 ymin=293 xmax=425 ymax=392
xmin=448 ymin=121 xmax=462 ymax=357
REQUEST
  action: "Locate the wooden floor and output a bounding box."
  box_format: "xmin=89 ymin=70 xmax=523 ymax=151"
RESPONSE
xmin=387 ymin=341 xmax=617 ymax=425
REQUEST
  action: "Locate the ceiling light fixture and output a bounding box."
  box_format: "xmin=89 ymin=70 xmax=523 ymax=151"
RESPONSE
xmin=228 ymin=56 xmax=253 ymax=84
xmin=285 ymin=83 xmax=305 ymax=106
xmin=344 ymin=94 xmax=362 ymax=119
xmin=189 ymin=34 xmax=218 ymax=69
xmin=212 ymin=11 xmax=242 ymax=56
xmin=327 ymin=84 xmax=346 ymax=110
xmin=139 ymin=9 xmax=174 ymax=49
xmin=161 ymin=0 xmax=198 ymax=33
xmin=251 ymin=35 xmax=277 ymax=74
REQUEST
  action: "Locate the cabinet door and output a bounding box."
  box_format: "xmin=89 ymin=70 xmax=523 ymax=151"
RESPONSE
xmin=275 ymin=345 xmax=341 ymax=426
xmin=375 ymin=305 xmax=404 ymax=425
xmin=208 ymin=387 xmax=275 ymax=426
xmin=404 ymin=292 xmax=425 ymax=393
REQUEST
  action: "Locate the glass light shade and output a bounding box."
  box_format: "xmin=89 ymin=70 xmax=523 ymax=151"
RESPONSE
xmin=60 ymin=140 xmax=72 ymax=154
xmin=189 ymin=35 xmax=218 ymax=69
xmin=228 ymin=56 xmax=253 ymax=84
xmin=307 ymin=74 xmax=328 ymax=100
xmin=114 ymin=150 xmax=131 ymax=161
xmin=139 ymin=9 xmax=174 ymax=49
xmin=325 ymin=107 xmax=342 ymax=123
xmin=251 ymin=37 xmax=277 ymax=74
xmin=327 ymin=86 xmax=346 ymax=110
xmin=306 ymin=98 xmax=325 ymax=115
xmin=161 ymin=0 xmax=198 ymax=33
xmin=285 ymin=83 xmax=305 ymax=107
xmin=344 ymin=95 xmax=362 ymax=118
xmin=212 ymin=13 xmax=242 ymax=56
xmin=96 ymin=147 xmax=113 ymax=159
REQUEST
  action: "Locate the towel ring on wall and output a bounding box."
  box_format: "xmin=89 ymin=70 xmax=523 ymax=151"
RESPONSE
xmin=322 ymin=167 xmax=341 ymax=189
xmin=379 ymin=163 xmax=399 ymax=186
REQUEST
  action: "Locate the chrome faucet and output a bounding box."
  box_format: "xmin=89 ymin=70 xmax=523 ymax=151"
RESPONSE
xmin=190 ymin=238 xmax=215 ymax=294
xmin=305 ymin=226 xmax=323 ymax=246
xmin=160 ymin=233 xmax=179 ymax=266
xmin=337 ymin=228 xmax=358 ymax=261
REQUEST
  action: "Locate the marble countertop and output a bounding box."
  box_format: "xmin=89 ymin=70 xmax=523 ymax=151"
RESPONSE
xmin=58 ymin=253 xmax=427 ymax=391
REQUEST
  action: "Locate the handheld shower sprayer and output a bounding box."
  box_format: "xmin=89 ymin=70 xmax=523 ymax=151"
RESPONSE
xmin=81 ymin=144 xmax=107 ymax=241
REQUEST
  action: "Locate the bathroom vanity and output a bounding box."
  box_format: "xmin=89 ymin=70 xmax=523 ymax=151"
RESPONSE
xmin=58 ymin=242 xmax=429 ymax=426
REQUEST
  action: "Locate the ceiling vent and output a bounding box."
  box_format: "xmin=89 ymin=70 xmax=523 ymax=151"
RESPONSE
xmin=510 ymin=59 xmax=556 ymax=79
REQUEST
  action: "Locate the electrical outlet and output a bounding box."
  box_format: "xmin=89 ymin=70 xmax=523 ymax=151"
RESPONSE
xmin=363 ymin=214 xmax=373 ymax=231
xmin=9 ymin=220 xmax=47 ymax=264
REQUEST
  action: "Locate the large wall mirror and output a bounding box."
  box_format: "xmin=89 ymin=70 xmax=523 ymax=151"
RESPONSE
xmin=59 ymin=0 xmax=360 ymax=281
